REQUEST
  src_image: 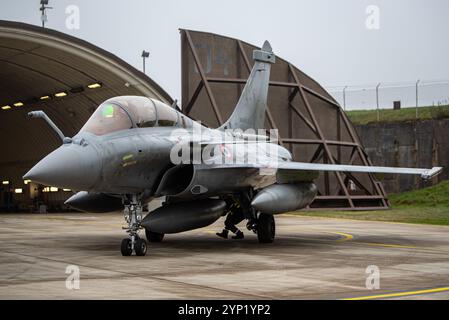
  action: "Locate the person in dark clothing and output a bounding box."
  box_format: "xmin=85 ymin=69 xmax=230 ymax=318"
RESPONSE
xmin=216 ymin=202 xmax=245 ymax=240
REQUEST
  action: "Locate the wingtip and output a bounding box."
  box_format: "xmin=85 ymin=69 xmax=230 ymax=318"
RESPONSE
xmin=262 ymin=40 xmax=273 ymax=53
xmin=422 ymin=167 xmax=443 ymax=180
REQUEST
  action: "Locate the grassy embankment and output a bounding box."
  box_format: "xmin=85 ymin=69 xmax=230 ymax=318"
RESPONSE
xmin=346 ymin=105 xmax=449 ymax=125
xmin=296 ymin=105 xmax=449 ymax=225
xmin=294 ymin=181 xmax=449 ymax=226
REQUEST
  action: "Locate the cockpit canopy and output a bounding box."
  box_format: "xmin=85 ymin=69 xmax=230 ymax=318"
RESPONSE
xmin=80 ymin=96 xmax=192 ymax=136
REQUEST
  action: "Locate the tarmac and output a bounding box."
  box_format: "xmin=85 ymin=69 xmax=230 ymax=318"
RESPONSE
xmin=1 ymin=212 xmax=449 ymax=300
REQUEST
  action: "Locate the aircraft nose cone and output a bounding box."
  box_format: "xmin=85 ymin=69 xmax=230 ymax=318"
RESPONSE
xmin=24 ymin=144 xmax=101 ymax=191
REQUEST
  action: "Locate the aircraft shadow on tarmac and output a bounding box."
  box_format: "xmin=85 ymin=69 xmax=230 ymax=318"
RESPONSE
xmin=63 ymin=233 xmax=341 ymax=255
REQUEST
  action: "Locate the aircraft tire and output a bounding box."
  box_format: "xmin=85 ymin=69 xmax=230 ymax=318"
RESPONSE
xmin=257 ymin=213 xmax=275 ymax=244
xmin=135 ymin=238 xmax=148 ymax=256
xmin=121 ymin=238 xmax=133 ymax=256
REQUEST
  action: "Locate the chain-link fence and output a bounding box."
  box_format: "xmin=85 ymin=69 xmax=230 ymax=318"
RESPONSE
xmin=327 ymin=80 xmax=449 ymax=113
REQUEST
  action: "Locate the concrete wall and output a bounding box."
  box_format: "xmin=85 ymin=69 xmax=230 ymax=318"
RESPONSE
xmin=355 ymin=119 xmax=449 ymax=193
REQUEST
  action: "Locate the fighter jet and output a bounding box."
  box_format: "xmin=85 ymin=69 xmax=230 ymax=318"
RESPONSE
xmin=24 ymin=41 xmax=443 ymax=256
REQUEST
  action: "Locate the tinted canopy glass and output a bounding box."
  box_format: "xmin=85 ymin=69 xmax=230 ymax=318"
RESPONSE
xmin=80 ymin=102 xmax=132 ymax=136
xmin=80 ymin=96 xmax=187 ymax=136
xmin=150 ymin=98 xmax=179 ymax=127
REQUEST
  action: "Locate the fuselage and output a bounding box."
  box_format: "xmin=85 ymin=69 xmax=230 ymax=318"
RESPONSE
xmin=24 ymin=96 xmax=292 ymax=198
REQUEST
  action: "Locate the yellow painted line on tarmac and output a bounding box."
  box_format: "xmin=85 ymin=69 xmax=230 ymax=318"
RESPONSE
xmin=322 ymin=232 xmax=422 ymax=250
xmin=330 ymin=232 xmax=354 ymax=242
xmin=284 ymin=213 xmax=449 ymax=228
xmin=203 ymin=229 xmax=355 ymax=243
xmin=281 ymin=219 xmax=424 ymax=249
xmin=203 ymin=227 xmax=439 ymax=252
xmin=343 ymin=286 xmax=449 ymax=300
xmin=353 ymin=242 xmax=418 ymax=249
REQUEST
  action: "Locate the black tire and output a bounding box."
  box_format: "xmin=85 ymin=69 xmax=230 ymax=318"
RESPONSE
xmin=135 ymin=238 xmax=147 ymax=256
xmin=257 ymin=214 xmax=275 ymax=244
xmin=145 ymin=229 xmax=164 ymax=243
xmin=120 ymin=238 xmax=133 ymax=256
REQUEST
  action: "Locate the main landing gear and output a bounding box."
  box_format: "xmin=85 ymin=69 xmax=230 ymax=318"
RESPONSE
xmin=220 ymin=192 xmax=276 ymax=244
xmin=243 ymin=191 xmax=276 ymax=244
xmin=245 ymin=212 xmax=275 ymax=244
xmin=121 ymin=195 xmax=147 ymax=256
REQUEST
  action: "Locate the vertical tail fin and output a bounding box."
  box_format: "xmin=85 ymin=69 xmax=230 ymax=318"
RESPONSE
xmin=219 ymin=41 xmax=275 ymax=131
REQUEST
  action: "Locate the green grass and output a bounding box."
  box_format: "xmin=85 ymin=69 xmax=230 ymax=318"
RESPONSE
xmin=293 ymin=181 xmax=449 ymax=226
xmin=295 ymin=208 xmax=449 ymax=226
xmin=389 ymin=180 xmax=449 ymax=207
xmin=346 ymin=105 xmax=449 ymax=125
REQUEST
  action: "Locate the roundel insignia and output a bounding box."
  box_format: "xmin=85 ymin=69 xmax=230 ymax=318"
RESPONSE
xmin=219 ymin=144 xmax=232 ymax=160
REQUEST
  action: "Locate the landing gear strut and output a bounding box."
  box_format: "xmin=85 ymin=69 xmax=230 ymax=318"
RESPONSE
xmin=231 ymin=190 xmax=276 ymax=244
xmin=121 ymin=195 xmax=147 ymax=256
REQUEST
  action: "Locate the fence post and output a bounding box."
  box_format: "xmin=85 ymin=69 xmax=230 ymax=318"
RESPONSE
xmin=376 ymin=83 xmax=381 ymax=122
xmin=415 ymin=79 xmax=420 ymax=119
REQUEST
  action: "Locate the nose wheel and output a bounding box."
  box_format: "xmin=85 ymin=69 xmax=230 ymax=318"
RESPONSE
xmin=120 ymin=236 xmax=147 ymax=256
xmin=134 ymin=238 xmax=148 ymax=256
xmin=120 ymin=238 xmax=132 ymax=256
xmin=121 ymin=196 xmax=147 ymax=256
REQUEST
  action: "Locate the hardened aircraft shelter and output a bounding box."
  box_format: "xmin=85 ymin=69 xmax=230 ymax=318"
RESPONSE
xmin=180 ymin=29 xmax=388 ymax=210
xmin=0 ymin=21 xmax=172 ymax=211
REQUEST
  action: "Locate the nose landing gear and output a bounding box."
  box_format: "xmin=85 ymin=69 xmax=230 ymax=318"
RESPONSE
xmin=121 ymin=196 xmax=147 ymax=256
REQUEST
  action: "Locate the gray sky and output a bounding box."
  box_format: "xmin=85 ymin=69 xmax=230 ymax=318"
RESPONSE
xmin=2 ymin=0 xmax=449 ymax=108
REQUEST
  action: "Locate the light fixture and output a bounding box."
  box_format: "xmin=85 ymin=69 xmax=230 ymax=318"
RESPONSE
xmin=87 ymin=82 xmax=102 ymax=89
xmin=40 ymin=0 xmax=52 ymax=28
xmin=13 ymin=102 xmax=24 ymax=107
xmin=54 ymin=92 xmax=67 ymax=98
xmin=42 ymin=187 xmax=49 ymax=193
xmin=50 ymin=187 xmax=58 ymax=192
xmin=40 ymin=95 xmax=51 ymax=100
xmin=14 ymin=188 xmax=23 ymax=194
xmin=141 ymin=50 xmax=150 ymax=73
xmin=24 ymin=180 xmax=31 ymax=185
xmin=63 ymin=189 xmax=72 ymax=192
xmin=1 ymin=105 xmax=11 ymax=110
xmin=2 ymin=181 xmax=10 ymax=185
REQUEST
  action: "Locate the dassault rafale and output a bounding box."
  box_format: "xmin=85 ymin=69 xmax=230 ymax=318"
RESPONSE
xmin=24 ymin=42 xmax=442 ymax=256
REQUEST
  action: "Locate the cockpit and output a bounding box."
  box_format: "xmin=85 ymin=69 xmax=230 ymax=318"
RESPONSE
xmin=80 ymin=96 xmax=193 ymax=136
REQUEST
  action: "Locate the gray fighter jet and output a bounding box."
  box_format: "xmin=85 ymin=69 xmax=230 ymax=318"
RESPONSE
xmin=24 ymin=41 xmax=442 ymax=256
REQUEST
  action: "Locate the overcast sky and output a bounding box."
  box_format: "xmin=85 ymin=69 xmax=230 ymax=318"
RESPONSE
xmin=2 ymin=0 xmax=449 ymax=108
